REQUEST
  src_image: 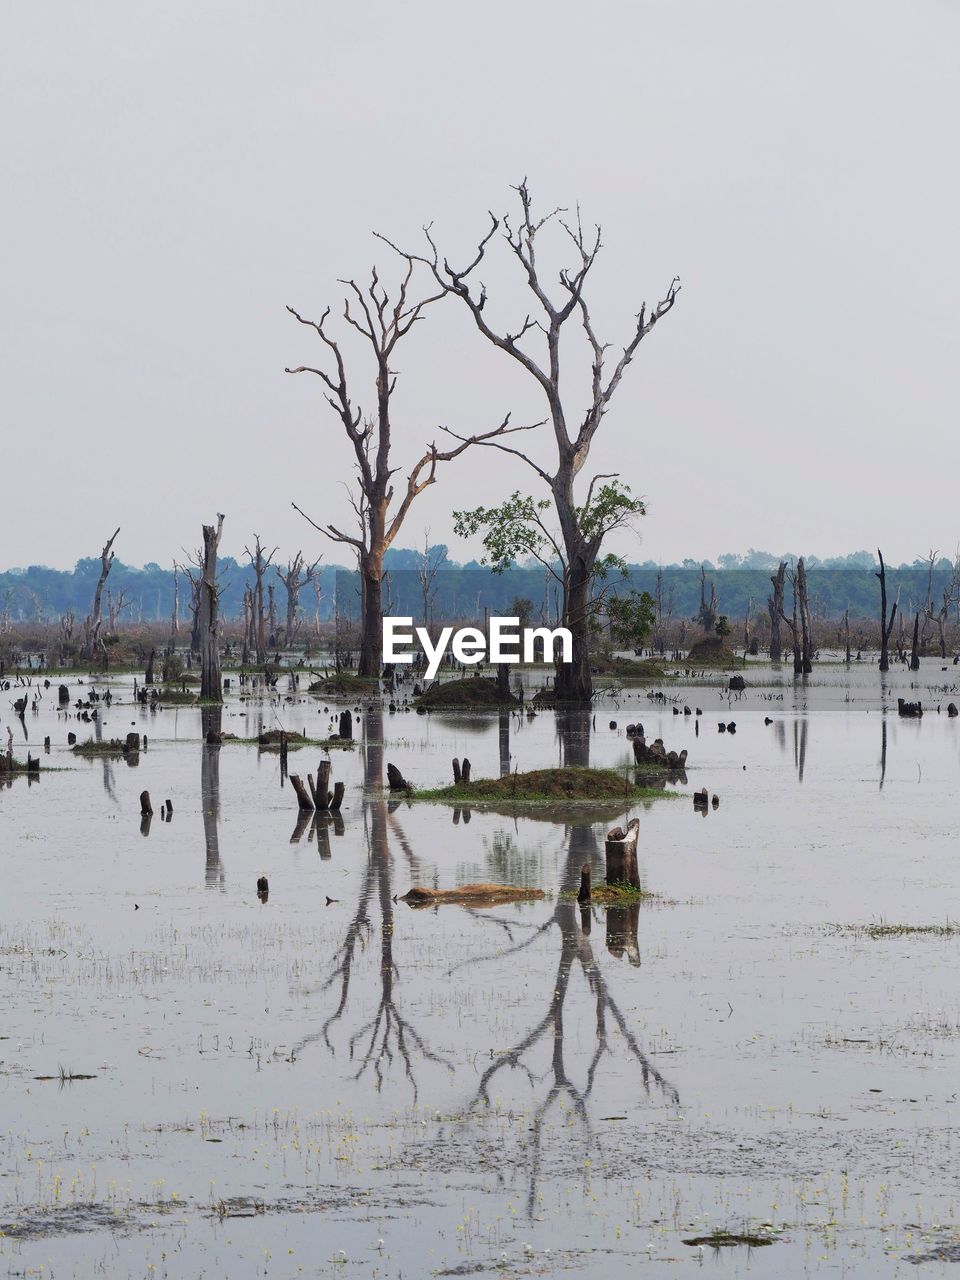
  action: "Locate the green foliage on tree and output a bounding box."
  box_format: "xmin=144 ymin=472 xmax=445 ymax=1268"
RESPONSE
xmin=715 ymin=614 xmax=731 ymax=639
xmin=607 ymin=590 xmax=656 ymax=649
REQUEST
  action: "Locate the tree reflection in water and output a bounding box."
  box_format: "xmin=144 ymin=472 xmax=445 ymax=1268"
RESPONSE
xmin=291 ymin=705 xmax=451 ymax=1098
xmin=201 ymin=706 xmax=225 ymax=889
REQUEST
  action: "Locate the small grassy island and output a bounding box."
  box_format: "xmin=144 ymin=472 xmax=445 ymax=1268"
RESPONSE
xmin=415 ymin=675 xmax=519 ymax=709
xmin=412 ymin=765 xmax=678 ymax=808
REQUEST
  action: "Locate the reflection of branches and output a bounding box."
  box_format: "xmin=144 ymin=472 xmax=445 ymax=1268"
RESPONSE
xmin=446 ymin=917 xmax=552 ymax=976
xmin=456 ymin=901 xmax=677 ymax=1215
xmin=291 ymin=744 xmax=452 ymax=1099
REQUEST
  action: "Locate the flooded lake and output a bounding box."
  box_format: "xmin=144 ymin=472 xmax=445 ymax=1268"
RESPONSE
xmin=4 ymin=660 xmax=960 ymax=1276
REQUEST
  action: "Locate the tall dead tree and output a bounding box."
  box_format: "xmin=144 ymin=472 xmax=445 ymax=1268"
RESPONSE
xmin=696 ymin=565 xmax=718 ymax=633
xmin=169 ymin=561 xmax=179 ymax=651
xmin=244 ymin=535 xmax=277 ymax=666
xmin=81 ymin=527 xmax=120 ymax=661
xmin=287 ymin=265 xmax=522 ymax=677
xmin=910 ymin=612 xmax=921 ymax=670
xmin=199 ymin=516 xmax=224 ymax=702
xmin=276 ymin=552 xmax=321 ymax=649
xmin=768 ymin=562 xmax=785 ymax=661
xmin=778 ymin=563 xmax=802 ymax=674
xmin=796 ymin=556 xmax=813 ymax=673
xmin=382 ymin=181 xmax=679 ymax=703
xmin=876 ymin=549 xmax=897 ymax=673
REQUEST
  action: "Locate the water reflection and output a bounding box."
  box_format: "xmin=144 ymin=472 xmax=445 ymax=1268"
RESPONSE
xmin=291 ymin=703 xmax=443 ymax=1094
xmin=201 ymin=707 xmax=225 ymax=890
xmin=455 ymin=900 xmax=677 ymax=1214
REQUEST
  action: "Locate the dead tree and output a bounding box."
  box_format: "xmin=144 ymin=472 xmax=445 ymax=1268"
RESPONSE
xmin=382 ymin=181 xmax=679 ymax=703
xmin=876 ymin=549 xmax=898 ymax=673
xmin=925 ymin=552 xmax=959 ymax=659
xmin=910 ymin=612 xmax=921 ymax=670
xmin=287 ymin=265 xmax=522 ymax=677
xmin=768 ymin=562 xmax=786 ymax=661
xmin=777 ymin=564 xmax=802 ymax=674
xmin=276 ymin=552 xmax=321 ymax=648
xmin=796 ymin=557 xmax=813 ymax=673
xmin=416 ymin=529 xmax=443 ymax=628
xmin=244 ymin=535 xmax=277 ymax=666
xmin=106 ymin=586 xmax=129 ymax=635
xmin=81 ymin=528 xmax=120 ymax=661
xmin=696 ymin=565 xmax=718 ymax=633
xmin=652 ymin=566 xmax=673 ymax=655
xmin=168 ymin=561 xmax=179 ymax=651
xmin=199 ymin=516 xmax=224 ymax=702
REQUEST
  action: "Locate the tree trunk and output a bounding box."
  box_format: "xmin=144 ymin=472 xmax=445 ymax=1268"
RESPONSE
xmin=199 ymin=516 xmax=224 ymax=702
xmin=877 ymin=549 xmax=897 ymax=673
xmin=82 ymin=527 xmax=120 ymax=661
xmin=768 ymin=562 xmax=785 ymax=661
xmin=554 ymin=555 xmax=593 ymax=704
xmin=910 ymin=612 xmax=921 ymax=670
xmin=357 ymin=558 xmax=383 ymax=678
xmin=797 ymin=557 xmax=813 ymax=674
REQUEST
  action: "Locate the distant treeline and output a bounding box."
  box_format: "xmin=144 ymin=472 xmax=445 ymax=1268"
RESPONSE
xmin=1 ymin=547 xmax=956 ymax=627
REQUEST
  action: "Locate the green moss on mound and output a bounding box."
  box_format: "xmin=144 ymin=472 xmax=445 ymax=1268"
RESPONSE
xmin=416 ymin=676 xmax=519 ymax=709
xmin=415 ymin=766 xmax=674 ymax=806
xmin=684 ymin=636 xmax=741 ymax=667
xmin=591 ymin=655 xmax=669 ymax=679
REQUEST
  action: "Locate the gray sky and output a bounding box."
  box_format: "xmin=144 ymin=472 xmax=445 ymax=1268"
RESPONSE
xmin=4 ymin=1 xmax=959 ymax=571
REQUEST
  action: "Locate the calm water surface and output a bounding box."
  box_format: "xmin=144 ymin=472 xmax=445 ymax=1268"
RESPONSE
xmin=2 ymin=660 xmax=960 ymax=1277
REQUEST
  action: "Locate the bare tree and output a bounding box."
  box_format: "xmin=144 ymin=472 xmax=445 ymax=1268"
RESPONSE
xmin=382 ymin=180 xmax=679 ymax=703
xmin=244 ymin=535 xmax=278 ymax=666
xmin=696 ymin=564 xmax=718 ymax=633
xmin=169 ymin=561 xmax=179 ymax=650
xmin=416 ymin=529 xmax=443 ymax=629
xmin=796 ymin=557 xmax=813 ymax=673
xmin=287 ymin=264 xmax=523 ymax=677
xmin=276 ymin=552 xmax=321 ymax=649
xmin=81 ymin=527 xmax=120 ymax=662
xmin=876 ymin=549 xmax=898 ymax=673
xmin=199 ymin=516 xmax=224 ymax=702
xmin=924 ymin=551 xmax=959 ymax=659
xmin=768 ymin=561 xmax=785 ymax=661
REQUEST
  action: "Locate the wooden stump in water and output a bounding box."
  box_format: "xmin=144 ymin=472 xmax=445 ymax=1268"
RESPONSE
xmin=605 ymin=817 xmax=640 ymax=890
xmin=577 ymin=863 xmax=592 ymax=903
xmin=125 ymin=732 xmax=141 ymax=753
xmin=330 ymin=781 xmax=344 ymax=812
xmin=289 ymin=774 xmax=315 ymax=811
xmin=140 ymin=790 xmax=153 ymax=817
xmin=461 ymin=757 xmax=471 ymax=783
xmin=452 ymin=757 xmax=462 ymax=785
xmin=386 ymin=762 xmax=410 ymax=791
xmin=58 ymin=684 xmax=70 ymax=705
xmin=338 ymin=710 xmax=352 ymax=739
xmin=315 ymin=760 xmax=331 ymax=811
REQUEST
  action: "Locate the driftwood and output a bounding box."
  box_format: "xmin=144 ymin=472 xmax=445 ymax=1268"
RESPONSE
xmin=605 ymin=817 xmax=640 ymax=889
xmin=401 ymin=883 xmax=545 ymax=908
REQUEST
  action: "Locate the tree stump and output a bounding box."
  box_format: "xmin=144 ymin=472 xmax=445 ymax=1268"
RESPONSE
xmin=461 ymin=757 xmax=471 ymax=783
xmin=330 ymin=781 xmax=345 ymax=812
xmin=140 ymin=790 xmax=153 ymax=817
xmin=452 ymin=757 xmax=462 ymax=785
xmin=315 ymin=759 xmax=331 ymax=811
xmin=386 ymin=762 xmax=410 ymax=791
xmin=290 ymin=774 xmax=315 ymax=811
xmin=577 ymin=863 xmax=591 ymax=903
xmin=605 ymin=818 xmax=640 ymax=890
xmin=338 ymin=710 xmax=352 ymax=739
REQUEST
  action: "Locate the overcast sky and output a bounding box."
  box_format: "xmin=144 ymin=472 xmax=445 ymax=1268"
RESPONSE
xmin=3 ymin=1 xmax=958 ymax=571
